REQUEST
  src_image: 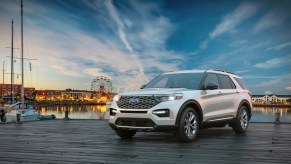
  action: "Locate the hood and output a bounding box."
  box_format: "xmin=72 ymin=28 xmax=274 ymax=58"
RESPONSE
xmin=119 ymin=88 xmax=191 ymax=96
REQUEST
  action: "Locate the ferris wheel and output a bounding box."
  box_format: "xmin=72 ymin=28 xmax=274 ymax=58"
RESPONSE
xmin=90 ymin=76 xmax=113 ymax=93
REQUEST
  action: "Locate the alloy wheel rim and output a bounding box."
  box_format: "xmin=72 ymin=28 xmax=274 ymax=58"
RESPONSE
xmin=240 ymin=108 xmax=248 ymax=130
xmin=184 ymin=112 xmax=197 ymax=138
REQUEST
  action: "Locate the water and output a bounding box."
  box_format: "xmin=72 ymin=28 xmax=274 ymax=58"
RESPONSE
xmin=39 ymin=105 xmax=291 ymax=123
xmin=251 ymin=107 xmax=291 ymax=123
xmin=39 ymin=105 xmax=110 ymax=120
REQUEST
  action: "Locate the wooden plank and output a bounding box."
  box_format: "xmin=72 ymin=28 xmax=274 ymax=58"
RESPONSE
xmin=0 ymin=120 xmax=291 ymax=163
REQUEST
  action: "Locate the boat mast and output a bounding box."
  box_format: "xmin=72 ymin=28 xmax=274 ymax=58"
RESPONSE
xmin=21 ymin=0 xmax=24 ymax=108
xmin=2 ymin=61 xmax=4 ymax=85
xmin=11 ymin=20 xmax=14 ymax=104
xmin=2 ymin=61 xmax=4 ymax=98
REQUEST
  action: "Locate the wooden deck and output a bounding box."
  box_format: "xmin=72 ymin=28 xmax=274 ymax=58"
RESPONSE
xmin=0 ymin=120 xmax=290 ymax=163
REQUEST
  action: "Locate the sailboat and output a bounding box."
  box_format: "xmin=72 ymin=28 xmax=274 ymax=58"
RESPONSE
xmin=5 ymin=0 xmax=40 ymax=122
xmin=6 ymin=102 xmax=40 ymax=122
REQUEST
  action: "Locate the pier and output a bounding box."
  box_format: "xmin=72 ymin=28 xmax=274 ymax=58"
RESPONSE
xmin=0 ymin=120 xmax=290 ymax=163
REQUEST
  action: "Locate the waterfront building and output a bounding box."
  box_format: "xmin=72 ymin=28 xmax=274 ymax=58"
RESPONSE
xmin=35 ymin=90 xmax=62 ymax=101
xmin=61 ymin=90 xmax=85 ymax=100
xmin=0 ymin=84 xmax=35 ymax=99
xmin=35 ymin=89 xmax=96 ymax=101
xmin=0 ymin=85 xmax=112 ymax=103
xmin=24 ymin=87 xmax=35 ymax=99
xmin=252 ymin=94 xmax=291 ymax=104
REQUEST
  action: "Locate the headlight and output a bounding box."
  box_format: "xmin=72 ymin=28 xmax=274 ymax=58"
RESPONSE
xmin=113 ymin=95 xmax=120 ymax=102
xmin=154 ymin=93 xmax=183 ymax=102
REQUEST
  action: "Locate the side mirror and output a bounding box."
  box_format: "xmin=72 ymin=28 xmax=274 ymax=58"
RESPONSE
xmin=204 ymin=82 xmax=218 ymax=90
xmin=140 ymin=84 xmax=146 ymax=89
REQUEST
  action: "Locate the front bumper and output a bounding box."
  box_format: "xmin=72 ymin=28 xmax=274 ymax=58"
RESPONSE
xmin=109 ymin=121 xmax=177 ymax=131
xmin=108 ymin=98 xmax=184 ymax=131
xmin=108 ymin=110 xmax=178 ymax=131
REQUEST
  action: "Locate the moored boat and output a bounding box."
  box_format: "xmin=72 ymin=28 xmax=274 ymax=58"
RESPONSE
xmin=5 ymin=102 xmax=40 ymax=122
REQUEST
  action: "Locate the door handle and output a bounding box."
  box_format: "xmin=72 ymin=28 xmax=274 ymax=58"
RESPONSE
xmin=218 ymin=91 xmax=222 ymax=95
xmin=236 ymin=90 xmax=240 ymax=94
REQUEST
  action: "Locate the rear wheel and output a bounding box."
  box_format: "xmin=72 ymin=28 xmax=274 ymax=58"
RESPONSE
xmin=176 ymin=107 xmax=199 ymax=142
xmin=115 ymin=129 xmax=137 ymax=139
xmin=232 ymin=106 xmax=249 ymax=134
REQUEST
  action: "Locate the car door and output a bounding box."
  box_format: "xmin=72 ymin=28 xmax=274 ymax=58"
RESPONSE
xmin=217 ymin=74 xmax=239 ymax=118
xmin=200 ymin=73 xmax=225 ymax=121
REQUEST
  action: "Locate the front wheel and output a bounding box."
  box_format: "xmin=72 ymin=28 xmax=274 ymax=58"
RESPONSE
xmin=1 ymin=116 xmax=6 ymax=122
xmin=176 ymin=107 xmax=199 ymax=142
xmin=115 ymin=129 xmax=137 ymax=139
xmin=232 ymin=106 xmax=249 ymax=134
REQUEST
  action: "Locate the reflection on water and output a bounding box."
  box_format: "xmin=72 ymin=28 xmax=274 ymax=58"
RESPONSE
xmin=39 ymin=105 xmax=109 ymax=119
xmin=39 ymin=105 xmax=291 ymax=123
xmin=251 ymin=107 xmax=291 ymax=123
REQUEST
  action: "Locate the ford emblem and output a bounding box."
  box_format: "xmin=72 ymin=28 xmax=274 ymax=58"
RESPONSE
xmin=129 ymin=98 xmax=139 ymax=104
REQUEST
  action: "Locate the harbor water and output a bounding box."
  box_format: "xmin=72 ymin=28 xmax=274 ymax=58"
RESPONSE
xmin=251 ymin=107 xmax=291 ymax=123
xmin=39 ymin=105 xmax=291 ymax=123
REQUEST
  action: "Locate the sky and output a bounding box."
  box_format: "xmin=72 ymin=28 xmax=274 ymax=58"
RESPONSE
xmin=0 ymin=0 xmax=290 ymax=95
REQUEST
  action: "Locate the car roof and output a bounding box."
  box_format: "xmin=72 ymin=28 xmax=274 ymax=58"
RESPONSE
xmin=164 ymin=70 xmax=206 ymax=74
xmin=164 ymin=70 xmax=242 ymax=78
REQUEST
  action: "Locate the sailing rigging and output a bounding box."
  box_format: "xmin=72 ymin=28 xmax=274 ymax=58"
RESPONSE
xmin=4 ymin=0 xmax=40 ymax=122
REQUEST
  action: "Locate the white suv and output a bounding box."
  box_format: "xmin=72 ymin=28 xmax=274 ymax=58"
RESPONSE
xmin=109 ymin=70 xmax=252 ymax=142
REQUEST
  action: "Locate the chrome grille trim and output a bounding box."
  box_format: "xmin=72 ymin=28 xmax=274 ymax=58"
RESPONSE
xmin=117 ymin=96 xmax=160 ymax=109
xmin=115 ymin=125 xmax=154 ymax=130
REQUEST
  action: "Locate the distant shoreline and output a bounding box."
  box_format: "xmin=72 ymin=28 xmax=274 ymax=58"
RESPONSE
xmin=34 ymin=101 xmax=107 ymax=107
xmin=253 ymin=103 xmax=291 ymax=108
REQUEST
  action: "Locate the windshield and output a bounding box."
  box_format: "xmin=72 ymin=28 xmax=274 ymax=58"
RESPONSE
xmin=144 ymin=73 xmax=204 ymax=89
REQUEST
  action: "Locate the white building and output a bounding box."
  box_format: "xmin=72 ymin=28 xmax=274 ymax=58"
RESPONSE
xmin=61 ymin=90 xmax=93 ymax=100
xmin=252 ymin=94 xmax=291 ymax=104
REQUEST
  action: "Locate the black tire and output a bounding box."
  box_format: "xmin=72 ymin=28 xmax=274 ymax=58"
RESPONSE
xmin=232 ymin=105 xmax=249 ymax=134
xmin=176 ymin=107 xmax=199 ymax=142
xmin=115 ymin=129 xmax=137 ymax=139
xmin=1 ymin=116 xmax=6 ymax=122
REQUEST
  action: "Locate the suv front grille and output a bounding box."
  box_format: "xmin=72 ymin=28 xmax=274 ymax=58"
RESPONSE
xmin=116 ymin=118 xmax=156 ymax=127
xmin=117 ymin=96 xmax=160 ymax=109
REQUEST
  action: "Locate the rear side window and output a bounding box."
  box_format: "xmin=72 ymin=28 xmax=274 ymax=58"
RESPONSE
xmin=234 ymin=77 xmax=247 ymax=89
xmin=217 ymin=74 xmax=236 ymax=89
xmin=204 ymin=73 xmax=220 ymax=89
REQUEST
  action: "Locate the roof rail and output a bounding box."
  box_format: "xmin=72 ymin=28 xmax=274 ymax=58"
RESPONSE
xmin=213 ymin=69 xmax=236 ymax=75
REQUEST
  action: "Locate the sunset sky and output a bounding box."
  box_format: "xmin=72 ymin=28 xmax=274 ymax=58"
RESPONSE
xmin=0 ymin=0 xmax=290 ymax=94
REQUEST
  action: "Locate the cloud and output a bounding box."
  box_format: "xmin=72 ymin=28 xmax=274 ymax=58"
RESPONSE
xmin=209 ymin=2 xmax=259 ymax=38
xmin=200 ymin=2 xmax=259 ymax=49
xmin=104 ymin=0 xmax=145 ymax=77
xmin=265 ymin=91 xmax=272 ymax=95
xmin=83 ymin=68 xmax=112 ymax=79
xmin=255 ymin=55 xmax=291 ymax=69
xmin=248 ymin=39 xmax=271 ymax=50
xmin=0 ymin=0 xmax=184 ymax=91
xmin=200 ymin=39 xmax=209 ymax=49
xmin=242 ymin=75 xmax=277 ymax=79
xmin=248 ymin=73 xmax=291 ymax=94
xmin=51 ymin=65 xmax=82 ymax=78
xmin=230 ymin=40 xmax=248 ymax=47
xmin=285 ymin=86 xmax=291 ymax=91
xmin=254 ymin=11 xmax=280 ymax=32
xmin=266 ymin=41 xmax=291 ymax=51
xmin=104 ymin=0 xmax=132 ymax=53
xmin=251 ymin=79 xmax=281 ymax=88
xmin=254 ymin=4 xmax=290 ymax=32
xmin=235 ymin=70 xmax=249 ymax=74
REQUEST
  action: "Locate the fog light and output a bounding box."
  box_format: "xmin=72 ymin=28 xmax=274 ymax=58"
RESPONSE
xmin=110 ymin=108 xmax=117 ymax=116
xmin=152 ymin=109 xmax=169 ymax=117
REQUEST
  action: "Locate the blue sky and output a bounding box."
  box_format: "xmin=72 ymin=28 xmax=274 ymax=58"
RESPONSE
xmin=0 ymin=0 xmax=290 ymax=94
